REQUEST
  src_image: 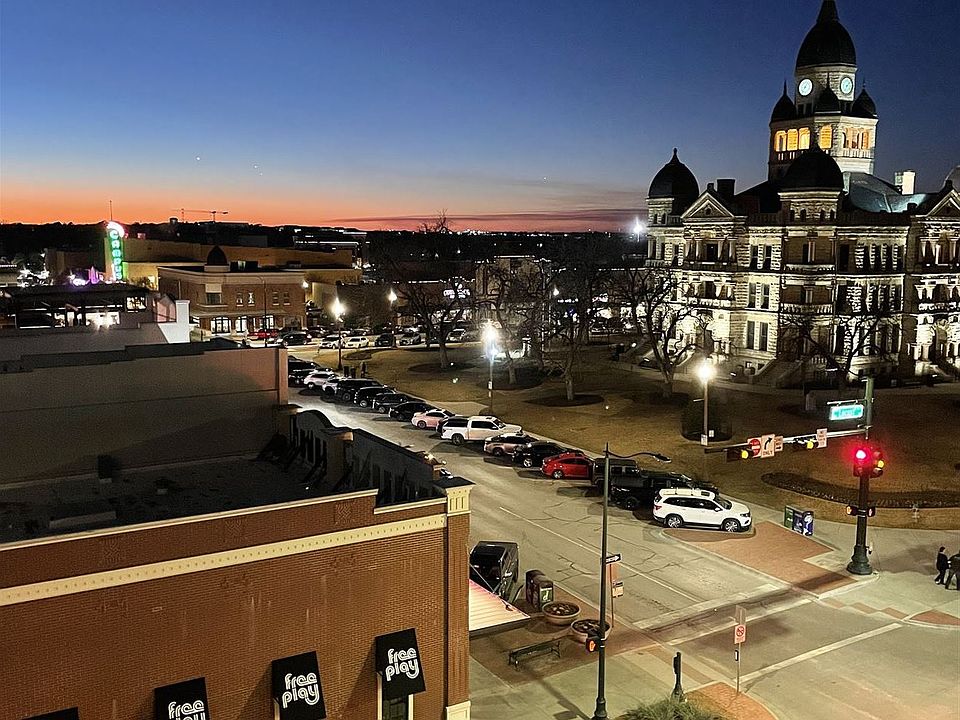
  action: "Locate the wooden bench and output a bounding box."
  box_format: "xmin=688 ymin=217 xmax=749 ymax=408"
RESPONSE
xmin=508 ymin=638 xmax=562 ymax=669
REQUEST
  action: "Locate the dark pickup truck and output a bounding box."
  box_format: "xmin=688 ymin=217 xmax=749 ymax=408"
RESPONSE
xmin=469 ymin=541 xmax=519 ymax=600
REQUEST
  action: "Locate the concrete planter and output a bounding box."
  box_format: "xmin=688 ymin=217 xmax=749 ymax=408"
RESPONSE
xmin=570 ymin=618 xmax=611 ymax=643
xmin=541 ymin=601 xmax=581 ymax=626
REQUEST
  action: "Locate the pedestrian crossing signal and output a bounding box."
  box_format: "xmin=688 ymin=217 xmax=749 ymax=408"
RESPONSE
xmin=584 ymin=636 xmax=599 ymax=653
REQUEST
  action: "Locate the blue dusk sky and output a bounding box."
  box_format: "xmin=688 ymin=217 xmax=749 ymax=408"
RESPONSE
xmin=1 ymin=0 xmax=958 ymax=230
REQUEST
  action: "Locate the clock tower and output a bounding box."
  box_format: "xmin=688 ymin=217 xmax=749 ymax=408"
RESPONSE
xmin=768 ymin=0 xmax=878 ymax=180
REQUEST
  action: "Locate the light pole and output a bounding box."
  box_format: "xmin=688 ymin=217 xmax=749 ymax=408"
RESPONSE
xmin=332 ymin=297 xmax=345 ymax=371
xmin=593 ymin=446 xmax=670 ymax=720
xmin=387 ymin=288 xmax=398 ymax=330
xmin=483 ymin=323 xmax=499 ymax=414
xmin=696 ymin=361 xmax=716 ymax=446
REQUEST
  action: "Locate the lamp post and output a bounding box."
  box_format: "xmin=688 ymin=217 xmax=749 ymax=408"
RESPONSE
xmin=483 ymin=323 xmax=499 ymax=414
xmin=696 ymin=361 xmax=716 ymax=446
xmin=593 ymin=446 xmax=670 ymax=720
xmin=387 ymin=288 xmax=398 ymax=330
xmin=332 ymin=297 xmax=345 ymax=371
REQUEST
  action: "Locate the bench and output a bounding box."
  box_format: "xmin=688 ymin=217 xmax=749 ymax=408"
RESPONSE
xmin=508 ymin=638 xmax=562 ymax=669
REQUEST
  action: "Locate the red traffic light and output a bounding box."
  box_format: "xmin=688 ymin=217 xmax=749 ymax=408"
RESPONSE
xmin=854 ymin=448 xmax=868 ymax=462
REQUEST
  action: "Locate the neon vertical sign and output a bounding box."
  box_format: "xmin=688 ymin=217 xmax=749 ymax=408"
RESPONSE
xmin=106 ymin=221 xmax=126 ymax=281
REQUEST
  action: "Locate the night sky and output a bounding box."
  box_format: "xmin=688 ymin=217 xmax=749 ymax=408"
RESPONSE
xmin=2 ymin=0 xmax=958 ymax=231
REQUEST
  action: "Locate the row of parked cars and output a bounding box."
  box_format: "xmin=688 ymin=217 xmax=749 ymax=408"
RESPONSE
xmin=287 ymin=358 xmax=752 ymax=532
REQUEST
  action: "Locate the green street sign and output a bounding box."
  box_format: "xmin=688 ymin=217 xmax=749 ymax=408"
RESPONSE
xmin=829 ymin=403 xmax=864 ymax=421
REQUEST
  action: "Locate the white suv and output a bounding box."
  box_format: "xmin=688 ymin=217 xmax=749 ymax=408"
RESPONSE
xmin=653 ymin=488 xmax=751 ymax=533
xmin=439 ymin=415 xmax=522 ymax=445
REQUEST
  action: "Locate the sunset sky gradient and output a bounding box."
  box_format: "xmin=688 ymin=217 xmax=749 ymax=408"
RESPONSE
xmin=2 ymin=0 xmax=958 ymax=231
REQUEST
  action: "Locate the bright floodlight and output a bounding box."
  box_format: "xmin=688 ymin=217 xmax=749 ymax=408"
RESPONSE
xmin=332 ymin=298 xmax=344 ymax=318
xmin=696 ymin=362 xmax=716 ymax=383
xmin=552 ymin=286 xmax=560 ymax=297
xmin=632 ymin=217 xmax=644 ymax=237
xmin=483 ymin=323 xmax=499 ymax=345
xmin=387 ymin=288 xmax=398 ymax=304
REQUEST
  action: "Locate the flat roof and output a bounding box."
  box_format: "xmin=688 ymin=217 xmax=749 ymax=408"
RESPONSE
xmin=0 ymin=456 xmax=334 ymax=544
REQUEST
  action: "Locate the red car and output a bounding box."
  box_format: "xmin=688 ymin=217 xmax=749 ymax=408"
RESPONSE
xmin=248 ymin=328 xmax=280 ymax=340
xmin=542 ymin=452 xmax=593 ymax=480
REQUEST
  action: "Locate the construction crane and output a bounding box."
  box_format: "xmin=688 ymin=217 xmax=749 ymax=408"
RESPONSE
xmin=173 ymin=208 xmax=229 ymax=222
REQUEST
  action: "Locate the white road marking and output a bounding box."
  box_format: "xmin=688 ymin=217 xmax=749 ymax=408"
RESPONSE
xmin=739 ymin=622 xmax=900 ymax=684
xmin=498 ymin=505 xmax=701 ymax=602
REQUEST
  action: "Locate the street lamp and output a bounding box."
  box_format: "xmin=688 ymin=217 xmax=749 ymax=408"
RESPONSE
xmin=593 ymin=446 xmax=670 ymax=720
xmin=696 ymin=361 xmax=716 ymax=446
xmin=387 ymin=288 xmax=398 ymax=329
xmin=332 ymin=297 xmax=345 ymax=371
xmin=483 ymin=323 xmax=499 ymax=414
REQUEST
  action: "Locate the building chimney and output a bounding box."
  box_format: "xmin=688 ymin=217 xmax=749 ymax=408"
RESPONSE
xmin=895 ymin=170 xmax=916 ymax=195
xmin=707 ymin=182 xmax=715 ymax=192
xmin=717 ymin=179 xmax=735 ymax=199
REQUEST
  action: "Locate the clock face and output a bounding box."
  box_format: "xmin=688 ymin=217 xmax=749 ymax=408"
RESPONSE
xmin=840 ymin=77 xmax=853 ymax=94
xmin=798 ymin=79 xmax=813 ymax=96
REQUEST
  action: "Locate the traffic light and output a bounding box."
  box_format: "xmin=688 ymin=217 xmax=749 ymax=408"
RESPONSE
xmin=853 ymin=446 xmax=870 ymax=477
xmin=871 ymin=448 xmax=885 ymax=477
xmin=726 ymin=447 xmax=750 ymax=461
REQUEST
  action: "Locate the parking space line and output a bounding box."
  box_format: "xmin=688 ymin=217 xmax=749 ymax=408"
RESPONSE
xmin=498 ymin=506 xmax=701 ymax=602
xmin=739 ymin=623 xmax=900 ymax=684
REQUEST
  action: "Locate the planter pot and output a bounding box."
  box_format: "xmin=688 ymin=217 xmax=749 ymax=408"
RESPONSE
xmin=570 ymin=618 xmax=611 ymax=643
xmin=541 ymin=601 xmax=581 ymax=626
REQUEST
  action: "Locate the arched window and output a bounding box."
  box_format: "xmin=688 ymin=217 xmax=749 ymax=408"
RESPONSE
xmin=787 ymin=129 xmax=799 ymax=151
xmin=862 ymin=130 xmax=871 ymax=149
xmin=800 ymin=209 xmax=807 ymax=221
xmin=775 ymin=131 xmax=787 ymax=152
xmin=819 ymin=125 xmax=833 ymax=150
xmin=798 ymin=128 xmax=811 ymax=149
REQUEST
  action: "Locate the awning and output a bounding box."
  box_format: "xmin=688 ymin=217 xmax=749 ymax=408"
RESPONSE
xmin=154 ymin=678 xmax=209 ymax=720
xmin=469 ymin=579 xmax=529 ymax=637
xmin=272 ymin=651 xmax=326 ymax=719
xmin=26 ymin=710 xmax=79 ymax=720
xmin=375 ymin=628 xmax=426 ymax=701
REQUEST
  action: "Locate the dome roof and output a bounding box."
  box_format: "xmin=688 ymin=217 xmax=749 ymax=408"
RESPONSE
xmin=649 ymin=148 xmax=699 ymax=202
xmin=851 ymin=87 xmax=877 ymax=118
xmin=781 ymin=147 xmax=844 ymax=190
xmin=205 ymin=245 xmax=228 ymax=267
xmin=796 ymin=1 xmax=856 ymax=69
xmin=771 ymin=85 xmax=797 ymax=122
xmin=814 ymin=84 xmax=841 ymax=113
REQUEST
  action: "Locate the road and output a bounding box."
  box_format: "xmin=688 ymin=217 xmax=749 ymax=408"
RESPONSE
xmin=291 ymin=377 xmax=960 ymax=720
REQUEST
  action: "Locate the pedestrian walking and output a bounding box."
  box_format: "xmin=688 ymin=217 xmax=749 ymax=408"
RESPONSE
xmin=360 ymin=361 xmax=367 ymax=378
xmin=944 ymin=551 xmax=960 ymax=590
xmin=935 ymin=546 xmax=948 ymax=584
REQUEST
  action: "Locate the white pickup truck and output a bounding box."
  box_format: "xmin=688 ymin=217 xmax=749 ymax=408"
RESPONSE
xmin=439 ymin=415 xmax=522 ymax=445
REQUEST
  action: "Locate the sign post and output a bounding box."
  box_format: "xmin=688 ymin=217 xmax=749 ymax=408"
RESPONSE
xmin=734 ymin=606 xmax=747 ymax=694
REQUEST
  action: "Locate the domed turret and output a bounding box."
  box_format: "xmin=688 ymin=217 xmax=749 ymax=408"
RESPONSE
xmin=814 ymin=85 xmax=841 ymax=113
xmin=204 ymin=245 xmax=229 ymax=270
xmin=648 ymin=148 xmax=700 ymax=213
xmin=851 ymin=87 xmax=877 ymax=118
xmin=796 ymin=0 xmax=856 ymax=69
xmin=771 ymin=85 xmax=797 ymax=122
xmin=781 ymin=147 xmax=844 ymax=190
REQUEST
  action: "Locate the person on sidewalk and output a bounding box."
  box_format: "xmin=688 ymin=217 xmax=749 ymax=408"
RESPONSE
xmin=944 ymin=551 xmax=960 ymax=590
xmin=935 ymin=546 xmax=949 ymax=584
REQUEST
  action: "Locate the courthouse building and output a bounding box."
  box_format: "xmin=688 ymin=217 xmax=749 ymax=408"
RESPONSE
xmin=645 ymin=0 xmax=960 ymax=384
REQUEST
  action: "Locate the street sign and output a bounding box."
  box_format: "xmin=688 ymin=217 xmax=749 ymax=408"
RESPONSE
xmin=735 ymin=605 xmax=746 ymax=625
xmin=734 ymin=623 xmax=746 ymax=644
xmin=700 ymin=434 xmax=709 ymax=447
xmin=760 ymin=434 xmax=776 ymax=458
xmin=747 ymin=437 xmax=761 ymax=458
xmin=605 ymin=553 xmax=621 ymax=564
xmin=611 ymin=580 xmax=624 ymax=598
xmin=816 ymin=427 xmax=828 ymax=448
xmin=829 ymin=403 xmax=865 ymax=421
xmin=774 ymin=435 xmax=784 ymax=452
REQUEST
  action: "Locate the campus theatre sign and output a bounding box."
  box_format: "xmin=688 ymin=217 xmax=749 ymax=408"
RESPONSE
xmin=154 ymin=677 xmax=209 ymax=720
xmin=272 ymin=651 xmax=326 ymax=719
xmin=375 ymin=628 xmax=426 ymax=701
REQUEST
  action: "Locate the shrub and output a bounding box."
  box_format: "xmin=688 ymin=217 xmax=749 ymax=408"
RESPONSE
xmin=623 ymin=696 xmax=727 ymax=720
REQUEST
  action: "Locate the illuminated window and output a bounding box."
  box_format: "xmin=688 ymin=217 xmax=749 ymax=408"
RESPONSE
xmin=272 ymin=291 xmax=280 ymax=305
xmin=862 ymin=130 xmax=870 ymax=149
xmin=774 ymin=131 xmax=788 ymax=152
xmin=787 ymin=129 xmax=799 ymax=151
xmin=798 ymin=128 xmax=810 ymax=149
xmin=235 ymin=292 xmax=243 ymax=306
xmin=819 ymin=125 xmax=832 ymax=149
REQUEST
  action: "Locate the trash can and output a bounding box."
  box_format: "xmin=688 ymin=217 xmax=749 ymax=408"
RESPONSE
xmin=525 ymin=570 xmax=545 ymax=607
xmin=533 ymin=577 xmax=554 ymax=610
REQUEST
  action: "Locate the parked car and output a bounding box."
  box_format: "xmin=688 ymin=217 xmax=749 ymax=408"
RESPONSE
xmin=653 ymin=488 xmax=751 ymax=532
xmin=608 ymin=472 xmax=716 ymax=511
xmin=374 ymin=333 xmax=396 ymax=347
xmin=302 ymin=369 xmax=339 ymax=388
xmin=343 ymin=335 xmax=370 ymax=349
xmin=483 ymin=433 xmax=538 ymax=457
xmin=373 ymin=323 xmax=396 ymax=335
xmin=354 ymin=384 xmax=393 ymax=408
xmin=348 ymin=327 xmax=371 ymax=337
xmin=469 ymin=541 xmax=519 ymax=599
xmin=288 ymin=358 xmax=320 ymax=385
xmin=336 ymin=378 xmax=381 ymax=402
xmin=319 ymin=334 xmax=342 ymax=348
xmin=249 ymin=328 xmax=280 ymax=341
xmin=317 ymin=376 xmax=345 ymax=394
xmin=542 ymin=452 xmax=594 ymax=479
xmin=439 ymin=416 xmax=522 ymax=445
xmin=267 ymin=331 xmax=311 ymax=347
xmin=398 ymin=331 xmax=423 ymax=346
xmin=389 ymin=401 xmax=435 ymax=422
xmin=446 ymin=328 xmax=467 ymax=343
xmin=411 ymin=408 xmax=454 ymax=429
xmin=513 ymin=442 xmax=580 ymax=469
xmin=371 ymin=392 xmax=416 ymax=414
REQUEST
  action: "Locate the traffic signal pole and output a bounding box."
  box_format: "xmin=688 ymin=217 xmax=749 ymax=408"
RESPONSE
xmin=847 ymin=467 xmax=873 ymax=575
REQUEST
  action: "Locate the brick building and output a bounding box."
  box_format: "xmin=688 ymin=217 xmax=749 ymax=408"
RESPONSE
xmin=158 ymin=246 xmax=308 ymax=335
xmin=0 ymin=340 xmax=474 ymax=719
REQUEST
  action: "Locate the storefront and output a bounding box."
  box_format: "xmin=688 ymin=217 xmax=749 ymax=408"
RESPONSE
xmin=375 ymin=629 xmax=426 ymax=720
